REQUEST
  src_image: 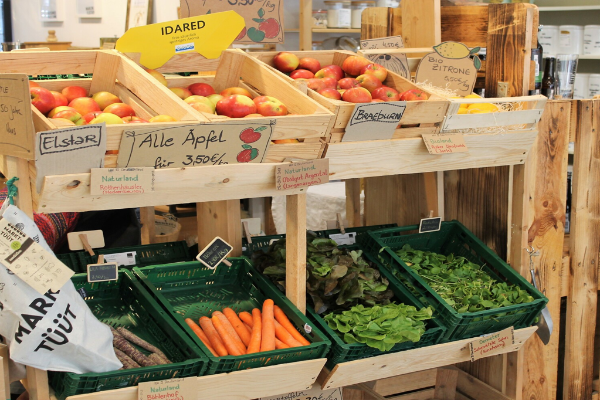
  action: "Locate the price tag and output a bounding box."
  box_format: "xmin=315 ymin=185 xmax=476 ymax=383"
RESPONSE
xmin=259 ymin=383 xmax=342 ymax=400
xmin=0 ymin=73 xmax=35 ymax=159
xmin=419 ymin=217 xmax=442 ymax=233
xmin=275 ymin=159 xmax=329 ymax=191
xmin=469 ymin=326 xmax=515 ymax=361
xmin=329 ymin=232 xmax=356 ymax=246
xmin=196 ymin=237 xmax=233 ymax=269
xmin=90 ymin=167 xmax=155 ymax=195
xmin=360 ymin=35 xmax=404 ymax=50
xmin=103 ymin=251 xmax=137 ymax=266
xmin=67 ymin=230 xmax=105 ymax=251
xmin=0 ymin=219 xmax=74 ymax=295
xmin=422 ymin=133 xmax=468 ymax=154
xmin=87 ymin=262 xmax=118 ymax=283
xmin=138 ymin=377 xmax=197 ymax=400
xmin=342 ymin=102 xmax=406 ymax=142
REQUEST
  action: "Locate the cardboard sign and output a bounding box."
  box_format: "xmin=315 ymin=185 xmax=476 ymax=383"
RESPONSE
xmin=259 ymin=383 xmax=343 ymax=400
xmin=329 ymin=232 xmax=356 ymax=246
xmin=87 ymin=262 xmax=118 ymax=283
xmin=90 ymin=167 xmax=155 ymax=195
xmin=469 ymin=326 xmax=515 ymax=361
xmin=415 ymin=42 xmax=481 ymax=96
xmin=116 ymin=11 xmax=245 ymax=69
xmin=67 ymin=230 xmax=105 ymax=251
xmin=0 ymin=219 xmax=74 ymax=295
xmin=364 ymin=52 xmax=410 ymax=79
xmin=361 ymin=35 xmax=404 ymax=50
xmin=342 ymin=102 xmax=406 ymax=142
xmin=181 ymin=0 xmax=284 ymax=44
xmin=138 ymin=377 xmax=197 ymax=400
xmin=0 ymin=74 xmax=35 ymax=159
xmin=103 ymin=251 xmax=137 ymax=266
xmin=275 ymin=159 xmax=330 ymax=191
xmin=196 ymin=236 xmax=233 ymax=269
xmin=422 ymin=133 xmax=468 ymax=154
xmin=117 ymin=121 xmax=275 ymax=168
xmin=419 ymin=217 xmax=442 ymax=233
xmin=35 ymin=124 xmax=107 ymax=192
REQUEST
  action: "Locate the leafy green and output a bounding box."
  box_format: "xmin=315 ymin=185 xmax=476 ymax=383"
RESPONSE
xmin=324 ymin=303 xmax=432 ymax=351
xmin=393 ymin=245 xmax=534 ymax=313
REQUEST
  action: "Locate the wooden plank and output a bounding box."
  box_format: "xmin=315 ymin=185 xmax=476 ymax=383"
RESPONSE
xmin=434 ymin=367 xmax=458 ymax=400
xmin=26 ymin=366 xmax=50 ymax=400
xmin=196 ymin=200 xmax=242 ymax=258
xmin=345 ymin=179 xmax=362 ymax=228
xmin=441 ymin=6 xmax=489 ymax=48
xmin=456 ymin=368 xmax=513 ymax=400
xmin=564 ymin=100 xmax=600 ymax=400
xmin=504 ymin=349 xmax=524 ymax=399
xmin=402 ymin=0 xmax=441 ymax=48
xmin=65 ymin=358 xmax=326 ymax=400
xmin=373 ymin=369 xmax=437 ymax=396
xmin=0 ymin=50 xmax=97 ymax=75
xmin=286 ymin=194 xmax=307 ymax=314
xmin=0 ymin=344 xmax=9 ymax=400
xmin=5 ymin=156 xmax=34 ymax=218
xmin=89 ymin=51 xmax=120 ymax=94
xmin=319 ymin=326 xmax=537 ymax=390
xmin=361 ymin=7 xmax=391 ymax=41
xmin=299 ymin=0 xmax=312 ymax=51
xmin=140 ymin=206 xmax=156 ymax=245
xmin=124 ymin=52 xmax=220 ymax=74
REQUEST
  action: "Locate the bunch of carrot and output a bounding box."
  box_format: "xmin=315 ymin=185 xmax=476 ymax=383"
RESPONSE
xmin=185 ymin=299 xmax=310 ymax=357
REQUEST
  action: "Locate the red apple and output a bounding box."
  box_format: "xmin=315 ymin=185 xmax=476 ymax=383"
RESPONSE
xmin=61 ymin=86 xmax=88 ymax=102
xmin=52 ymin=118 xmax=76 ymax=126
xmin=83 ymin=111 xmax=103 ymax=123
xmin=149 ymin=115 xmax=177 ymax=122
xmin=307 ymin=79 xmax=327 ymax=92
xmin=216 ymin=95 xmax=257 ymax=118
xmin=69 ymin=97 xmax=100 ymax=116
xmin=273 ymin=52 xmax=300 ymax=73
xmin=341 ymin=56 xmax=371 ymax=76
xmin=92 ymin=91 xmax=122 ymax=110
xmin=48 ymin=106 xmax=76 ymax=118
xmin=50 ymin=91 xmax=68 ymax=107
xmin=145 ymin=69 xmax=168 ymax=86
xmin=30 ymin=87 xmax=56 ymax=114
xmin=170 ymin=87 xmax=193 ymax=100
xmin=298 ymin=57 xmax=321 ymax=74
xmin=356 ymin=74 xmax=383 ymax=93
xmin=122 ymin=116 xmax=149 ymax=123
xmin=338 ymin=78 xmax=360 ymax=89
xmin=321 ymin=77 xmax=337 ymax=89
xmin=290 ymin=69 xmax=314 ymax=79
xmin=207 ymin=94 xmax=224 ymax=106
xmin=318 ymin=88 xmax=342 ymax=100
xmin=371 ymin=99 xmax=385 ymax=103
xmin=361 ymin=63 xmax=388 ymax=82
xmin=185 ymin=96 xmax=215 ymax=113
xmin=188 ymin=82 xmax=215 ymax=97
xmin=189 ymin=101 xmax=215 ymax=114
xmin=53 ymin=110 xmax=86 ymax=126
xmin=29 ymin=81 xmax=40 ymax=88
xmin=372 ymin=86 xmax=400 ymax=101
xmin=103 ymin=103 xmax=136 ymax=118
xmin=342 ymin=87 xmax=372 ymax=103
xmin=399 ymin=89 xmax=429 ymax=101
xmin=89 ymin=113 xmax=124 ymax=125
xmin=315 ymin=65 xmax=344 ymax=81
xmin=254 ymin=96 xmax=288 ymax=116
xmin=243 ymin=113 xmax=264 ymax=118
xmin=220 ymin=87 xmax=252 ymax=98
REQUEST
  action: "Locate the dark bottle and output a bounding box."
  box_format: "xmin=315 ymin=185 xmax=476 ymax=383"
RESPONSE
xmin=531 ymin=27 xmax=544 ymax=93
xmin=541 ymin=57 xmax=556 ymax=99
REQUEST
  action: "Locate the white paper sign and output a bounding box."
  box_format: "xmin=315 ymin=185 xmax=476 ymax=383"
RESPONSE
xmin=329 ymin=232 xmax=356 ymax=246
xmin=342 ymin=102 xmax=406 ymax=142
xmin=259 ymin=383 xmax=343 ymax=400
xmin=103 ymin=251 xmax=137 ymax=266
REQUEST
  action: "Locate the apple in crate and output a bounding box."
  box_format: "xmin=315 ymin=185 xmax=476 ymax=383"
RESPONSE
xmin=29 ymin=81 xmax=40 ymax=88
xmin=30 ymin=87 xmax=56 ymax=114
xmin=254 ymin=96 xmax=288 ymax=116
xmin=104 ymin=103 xmax=136 ymax=118
xmin=221 ymin=87 xmax=252 ymax=98
xmin=50 ymin=91 xmax=68 ymax=107
xmin=307 ymin=79 xmax=327 ymax=92
xmin=290 ymin=69 xmax=314 ymax=80
xmin=149 ymin=115 xmax=177 ymax=122
xmin=189 ymin=101 xmax=215 ymax=114
xmin=52 ymin=118 xmax=76 ymax=126
xmin=361 ymin=63 xmax=388 ymax=82
xmin=342 ymin=87 xmax=372 ymax=103
xmin=61 ymin=86 xmax=88 ymax=102
xmin=188 ymin=83 xmax=215 ymax=97
xmin=189 ymin=96 xmax=216 ymax=113
xmin=83 ymin=111 xmax=102 ymax=123
xmin=145 ymin=69 xmax=168 ymax=86
xmin=315 ymin=65 xmax=344 ymax=81
xmin=318 ymin=88 xmax=342 ymax=100
xmin=69 ymin=97 xmax=101 ymax=116
xmin=244 ymin=114 xmax=264 ymax=118
xmin=53 ymin=110 xmax=86 ymax=126
xmin=372 ymin=86 xmax=400 ymax=102
xmin=216 ymin=95 xmax=257 ymax=118
xmin=400 ymin=89 xmax=429 ymax=101
xmin=338 ymin=78 xmax=359 ymax=90
xmin=273 ymin=52 xmax=300 ymax=73
xmin=357 ymin=74 xmax=382 ymax=93
xmin=48 ymin=106 xmax=76 ymax=118
xmin=342 ymin=56 xmax=371 ymax=77
xmin=89 ymin=113 xmax=124 ymax=125
xmin=298 ymin=57 xmax=321 ymax=74
xmin=207 ymin=94 xmax=224 ymax=106
xmin=321 ymin=77 xmax=337 ymax=89
xmin=92 ymin=91 xmax=122 ymax=110
xmin=123 ymin=116 xmax=149 ymax=123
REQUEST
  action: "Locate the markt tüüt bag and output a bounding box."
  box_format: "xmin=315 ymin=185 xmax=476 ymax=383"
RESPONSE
xmin=0 ymin=204 xmax=122 ymax=373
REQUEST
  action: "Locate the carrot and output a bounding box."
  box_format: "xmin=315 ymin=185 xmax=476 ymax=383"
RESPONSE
xmin=261 ymin=299 xmax=276 ymax=352
xmin=243 ymin=322 xmax=253 ymax=333
xmin=199 ymin=316 xmax=228 ymax=357
xmin=223 ymin=308 xmax=252 ymax=347
xmin=275 ymin=320 xmax=303 ymax=347
xmin=213 ymin=311 xmax=246 ymax=355
xmin=275 ymin=338 xmax=290 ymax=349
xmin=247 ymin=308 xmax=262 ymax=354
xmin=239 ymin=311 xmax=254 ymax=327
xmin=274 ymin=305 xmax=310 ymax=346
xmin=185 ymin=318 xmax=218 ymax=357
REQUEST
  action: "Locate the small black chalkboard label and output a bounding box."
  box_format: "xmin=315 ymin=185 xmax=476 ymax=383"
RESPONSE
xmin=196 ymin=236 xmax=233 ymax=269
xmin=87 ymin=262 xmax=118 ymax=283
xmin=419 ymin=217 xmax=442 ymax=233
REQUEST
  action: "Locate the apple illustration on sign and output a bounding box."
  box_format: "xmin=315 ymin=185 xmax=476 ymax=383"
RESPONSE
xmin=247 ymin=8 xmax=280 ymax=42
xmin=237 ymin=126 xmax=267 ymax=163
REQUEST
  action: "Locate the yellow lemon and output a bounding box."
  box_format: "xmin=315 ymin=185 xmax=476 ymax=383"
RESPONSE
xmin=464 ymin=94 xmax=482 ymax=99
xmin=467 ymin=103 xmax=499 ymax=113
xmin=468 ymin=109 xmax=490 ymax=114
xmin=457 ymin=108 xmax=469 ymax=114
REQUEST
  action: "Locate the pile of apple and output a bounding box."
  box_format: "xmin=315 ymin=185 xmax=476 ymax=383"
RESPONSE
xmin=272 ymin=52 xmax=429 ymax=103
xmin=29 ymin=78 xmax=177 ymax=126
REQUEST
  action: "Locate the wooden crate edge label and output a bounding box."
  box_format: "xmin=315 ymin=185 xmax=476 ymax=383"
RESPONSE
xmin=275 ymin=159 xmax=330 ymax=191
xmin=342 ymin=102 xmax=406 ymax=142
xmin=469 ymin=326 xmax=515 ymax=361
xmin=422 ymin=133 xmax=468 ymax=154
xmin=90 ymin=167 xmax=154 ymax=196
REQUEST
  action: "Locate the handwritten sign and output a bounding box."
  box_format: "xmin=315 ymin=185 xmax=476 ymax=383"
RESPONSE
xmin=419 ymin=217 xmax=442 ymax=233
xmin=415 ymin=42 xmax=481 ymax=96
xmin=117 ymin=121 xmax=275 ymax=169
xmin=422 ymin=133 xmax=468 ymax=154
xmin=196 ymin=236 xmax=233 ymax=269
xmin=469 ymin=326 xmax=515 ymax=361
xmin=138 ymin=377 xmax=197 ymax=400
xmin=87 ymin=262 xmax=118 ymax=283
xmin=259 ymin=383 xmax=343 ymax=400
xmin=116 ymin=11 xmax=245 ymax=69
xmin=361 ymin=35 xmax=404 ymax=50
xmin=0 ymin=74 xmax=35 ymax=159
xmin=0 ymin=219 xmax=74 ymax=295
xmin=90 ymin=167 xmax=155 ymax=195
xmin=342 ymin=102 xmax=406 ymax=142
xmin=35 ymin=124 xmax=107 ymax=192
xmin=275 ymin=159 xmax=329 ymax=191
xmin=181 ymin=0 xmax=284 ymax=44
xmin=364 ymin=52 xmax=410 ymax=79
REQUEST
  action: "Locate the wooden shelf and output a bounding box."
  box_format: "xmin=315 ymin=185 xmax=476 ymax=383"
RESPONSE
xmin=538 ymin=5 xmax=600 ymax=11
xmin=579 ymin=55 xmax=600 ymax=60
xmin=318 ymin=327 xmax=537 ymax=390
xmin=312 ymin=28 xmax=361 ymax=33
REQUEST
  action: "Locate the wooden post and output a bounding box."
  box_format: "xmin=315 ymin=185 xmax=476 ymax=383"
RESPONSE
xmin=299 ymin=0 xmax=312 ymax=51
xmin=564 ymin=100 xmax=600 ymax=399
xmin=401 ymin=0 xmax=441 ymax=48
xmin=196 ymin=200 xmax=242 ymax=257
xmin=25 ymin=366 xmax=50 ymax=400
xmin=140 ymin=206 xmax=156 ymax=245
xmin=286 ymin=194 xmax=307 ymax=314
xmin=345 ymin=179 xmax=362 ymax=228
xmin=4 ymin=156 xmax=34 ymax=218
xmin=0 ymin=344 xmax=9 ymax=400
xmin=434 ymin=367 xmax=459 ymax=400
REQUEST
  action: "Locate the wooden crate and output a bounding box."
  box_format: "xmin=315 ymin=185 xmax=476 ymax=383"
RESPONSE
xmin=163 ymin=49 xmax=335 ymax=162
xmin=252 ymin=50 xmax=449 ymax=142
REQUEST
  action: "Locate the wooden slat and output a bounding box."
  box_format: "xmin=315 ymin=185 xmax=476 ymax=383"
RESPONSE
xmin=434 ymin=367 xmax=458 ymax=400
xmin=5 ymin=156 xmax=34 ymax=218
xmin=373 ymin=369 xmax=438 ymax=396
xmin=402 ymin=0 xmax=441 ymax=48
xmin=26 ymin=366 xmax=49 ymax=400
xmin=441 ymin=6 xmax=489 ymax=47
xmin=264 ymin=142 xmax=324 ymax=162
xmin=0 ymin=50 xmax=97 ymax=75
xmin=140 ymin=206 xmax=156 ymax=245
xmin=196 ymin=200 xmax=242 ymax=257
xmin=456 ymin=368 xmax=512 ymax=400
xmin=345 ymin=179 xmax=362 ymax=227
xmin=125 ymin=52 xmax=220 ymax=74
xmin=442 ymin=109 xmax=544 ymax=131
xmin=0 ymin=344 xmax=9 ymax=400
xmin=286 ymin=194 xmax=307 ymax=314
xmin=89 ymin=51 xmax=120 ymax=94
xmin=361 ymin=7 xmax=392 ymax=40
xmin=564 ymin=100 xmax=600 ymax=400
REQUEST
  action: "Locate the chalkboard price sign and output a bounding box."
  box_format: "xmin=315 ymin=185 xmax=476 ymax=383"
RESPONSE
xmin=196 ymin=236 xmax=233 ymax=269
xmin=419 ymin=217 xmax=442 ymax=233
xmin=87 ymin=262 xmax=118 ymax=283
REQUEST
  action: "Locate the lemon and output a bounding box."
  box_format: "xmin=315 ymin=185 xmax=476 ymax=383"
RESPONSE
xmin=433 ymin=42 xmax=471 ymax=59
xmin=468 ymin=109 xmax=489 ymax=114
xmin=464 ymin=94 xmax=482 ymax=99
xmin=457 ymin=108 xmax=468 ymax=114
xmin=467 ymin=103 xmax=499 ymax=113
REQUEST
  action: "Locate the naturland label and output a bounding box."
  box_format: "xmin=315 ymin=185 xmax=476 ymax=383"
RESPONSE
xmin=422 ymin=133 xmax=468 ymax=154
xmin=138 ymin=377 xmax=196 ymax=400
xmin=342 ymin=102 xmax=406 ymax=142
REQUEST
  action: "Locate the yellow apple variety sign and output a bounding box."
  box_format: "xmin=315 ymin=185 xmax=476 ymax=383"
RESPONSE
xmin=116 ymin=11 xmax=245 ymax=69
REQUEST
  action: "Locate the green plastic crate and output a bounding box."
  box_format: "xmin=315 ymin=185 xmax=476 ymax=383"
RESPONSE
xmin=133 ymin=257 xmax=331 ymax=375
xmin=56 ymin=241 xmax=192 ymax=273
xmin=49 ymin=270 xmax=207 ymax=400
xmin=359 ymin=221 xmax=548 ymax=342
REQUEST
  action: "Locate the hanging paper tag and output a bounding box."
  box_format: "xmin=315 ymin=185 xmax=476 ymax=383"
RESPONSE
xmin=469 ymin=326 xmax=515 ymax=361
xmin=422 ymin=133 xmax=468 ymax=154
xmin=329 ymin=232 xmax=357 ymax=246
